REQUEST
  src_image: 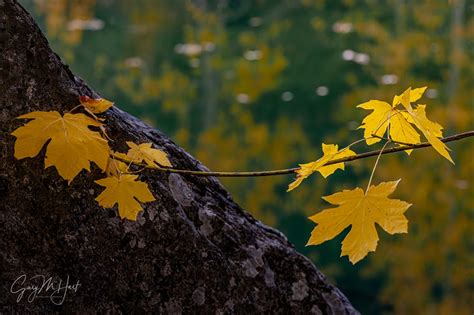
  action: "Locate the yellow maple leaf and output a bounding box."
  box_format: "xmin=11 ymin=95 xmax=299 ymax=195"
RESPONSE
xmin=95 ymin=174 xmax=155 ymax=220
xmin=125 ymin=142 xmax=172 ymax=167
xmin=394 ymin=88 xmax=452 ymax=163
xmin=307 ymin=180 xmax=411 ymax=264
xmin=411 ymin=105 xmax=443 ymax=138
xmin=408 ymin=104 xmax=453 ymax=163
xmin=105 ymin=156 xmax=128 ymax=177
xmin=111 ymin=151 xmax=131 ymax=162
xmin=388 ymin=111 xmax=421 ymax=154
xmin=357 ymin=100 xmax=392 ymax=145
xmin=79 ymin=95 xmax=113 ymax=114
xmin=287 ymin=144 xmax=355 ymax=191
xmin=12 ymin=111 xmax=109 ymax=183
xmin=357 ymin=86 xmax=452 ymax=158
xmin=357 ymin=98 xmax=421 ymax=151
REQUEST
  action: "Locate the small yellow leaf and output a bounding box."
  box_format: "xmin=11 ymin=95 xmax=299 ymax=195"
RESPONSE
xmin=287 ymin=162 xmax=316 ymax=192
xmin=80 ymin=95 xmax=114 ymax=114
xmin=318 ymin=144 xmax=356 ymax=178
xmin=357 ymin=100 xmax=392 ymax=145
xmin=360 ymin=87 xmax=452 ymax=162
xmin=11 ymin=111 xmax=109 ymax=183
xmin=389 ymin=111 xmax=421 ymax=154
xmin=288 ymin=144 xmax=355 ymax=191
xmin=95 ymin=174 xmax=155 ymax=220
xmin=126 ymin=142 xmax=172 ymax=167
xmin=105 ymin=156 xmax=129 ymax=177
xmin=407 ymin=104 xmax=453 ymax=163
xmin=357 ymin=89 xmax=425 ymax=153
xmin=307 ymin=180 xmax=411 ymax=264
xmin=412 ymin=105 xmax=443 ymax=138
xmin=112 ymin=151 xmax=132 ymax=163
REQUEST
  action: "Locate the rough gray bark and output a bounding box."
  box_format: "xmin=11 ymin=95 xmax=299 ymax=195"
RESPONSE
xmin=0 ymin=1 xmax=358 ymax=313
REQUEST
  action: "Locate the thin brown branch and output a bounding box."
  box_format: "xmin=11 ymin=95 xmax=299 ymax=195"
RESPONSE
xmin=115 ymin=131 xmax=474 ymax=177
xmin=371 ymin=133 xmax=415 ymax=146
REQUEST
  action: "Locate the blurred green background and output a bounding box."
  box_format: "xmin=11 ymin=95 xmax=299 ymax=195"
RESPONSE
xmin=22 ymin=0 xmax=473 ymax=313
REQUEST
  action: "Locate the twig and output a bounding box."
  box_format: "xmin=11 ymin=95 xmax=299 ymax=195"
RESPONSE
xmin=371 ymin=134 xmax=416 ymax=146
xmin=113 ymin=131 xmax=474 ymax=177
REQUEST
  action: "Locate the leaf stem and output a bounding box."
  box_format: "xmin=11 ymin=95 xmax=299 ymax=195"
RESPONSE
xmin=65 ymin=104 xmax=83 ymax=114
xmin=112 ymin=130 xmax=474 ymax=178
xmin=366 ymin=140 xmax=390 ymax=193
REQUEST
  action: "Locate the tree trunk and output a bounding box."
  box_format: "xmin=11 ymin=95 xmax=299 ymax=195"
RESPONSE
xmin=0 ymin=1 xmax=358 ymax=313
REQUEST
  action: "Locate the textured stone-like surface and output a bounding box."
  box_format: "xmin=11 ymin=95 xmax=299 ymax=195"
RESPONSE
xmin=0 ymin=1 xmax=358 ymax=313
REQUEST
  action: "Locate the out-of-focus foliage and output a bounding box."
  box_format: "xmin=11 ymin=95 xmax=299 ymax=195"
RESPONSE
xmin=25 ymin=0 xmax=473 ymax=313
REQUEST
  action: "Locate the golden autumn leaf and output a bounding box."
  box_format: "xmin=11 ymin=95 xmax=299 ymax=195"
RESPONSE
xmin=307 ymin=180 xmax=411 ymax=264
xmin=411 ymin=105 xmax=443 ymax=138
xmin=387 ymin=111 xmax=420 ymax=154
xmin=318 ymin=145 xmax=356 ymax=178
xmin=409 ymin=105 xmax=453 ymax=163
xmin=395 ymin=88 xmax=453 ymax=163
xmin=357 ymin=86 xmax=453 ymax=161
xmin=95 ymin=174 xmax=155 ymax=220
xmin=357 ymin=99 xmax=421 ymax=151
xmin=111 ymin=151 xmax=131 ymax=162
xmin=287 ymin=144 xmax=355 ymax=191
xmin=357 ymin=100 xmax=392 ymax=145
xmin=79 ymin=95 xmax=114 ymax=114
xmin=105 ymin=156 xmax=128 ymax=177
xmin=125 ymin=142 xmax=172 ymax=167
xmin=11 ymin=111 xmax=109 ymax=183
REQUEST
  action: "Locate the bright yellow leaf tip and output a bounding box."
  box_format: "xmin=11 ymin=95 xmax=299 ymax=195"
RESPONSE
xmin=95 ymin=174 xmax=155 ymax=220
xmin=307 ymin=179 xmax=411 ymax=264
xmin=392 ymin=86 xmax=427 ymax=108
xmin=287 ymin=144 xmax=355 ymax=191
xmin=11 ymin=111 xmax=109 ymax=183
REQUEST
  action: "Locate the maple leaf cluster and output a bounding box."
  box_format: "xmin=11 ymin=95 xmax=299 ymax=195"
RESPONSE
xmin=10 ymin=87 xmax=455 ymax=264
xmin=358 ymin=87 xmax=453 ymax=162
xmin=287 ymin=87 xmax=453 ymax=263
xmin=11 ymin=97 xmax=172 ymax=220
